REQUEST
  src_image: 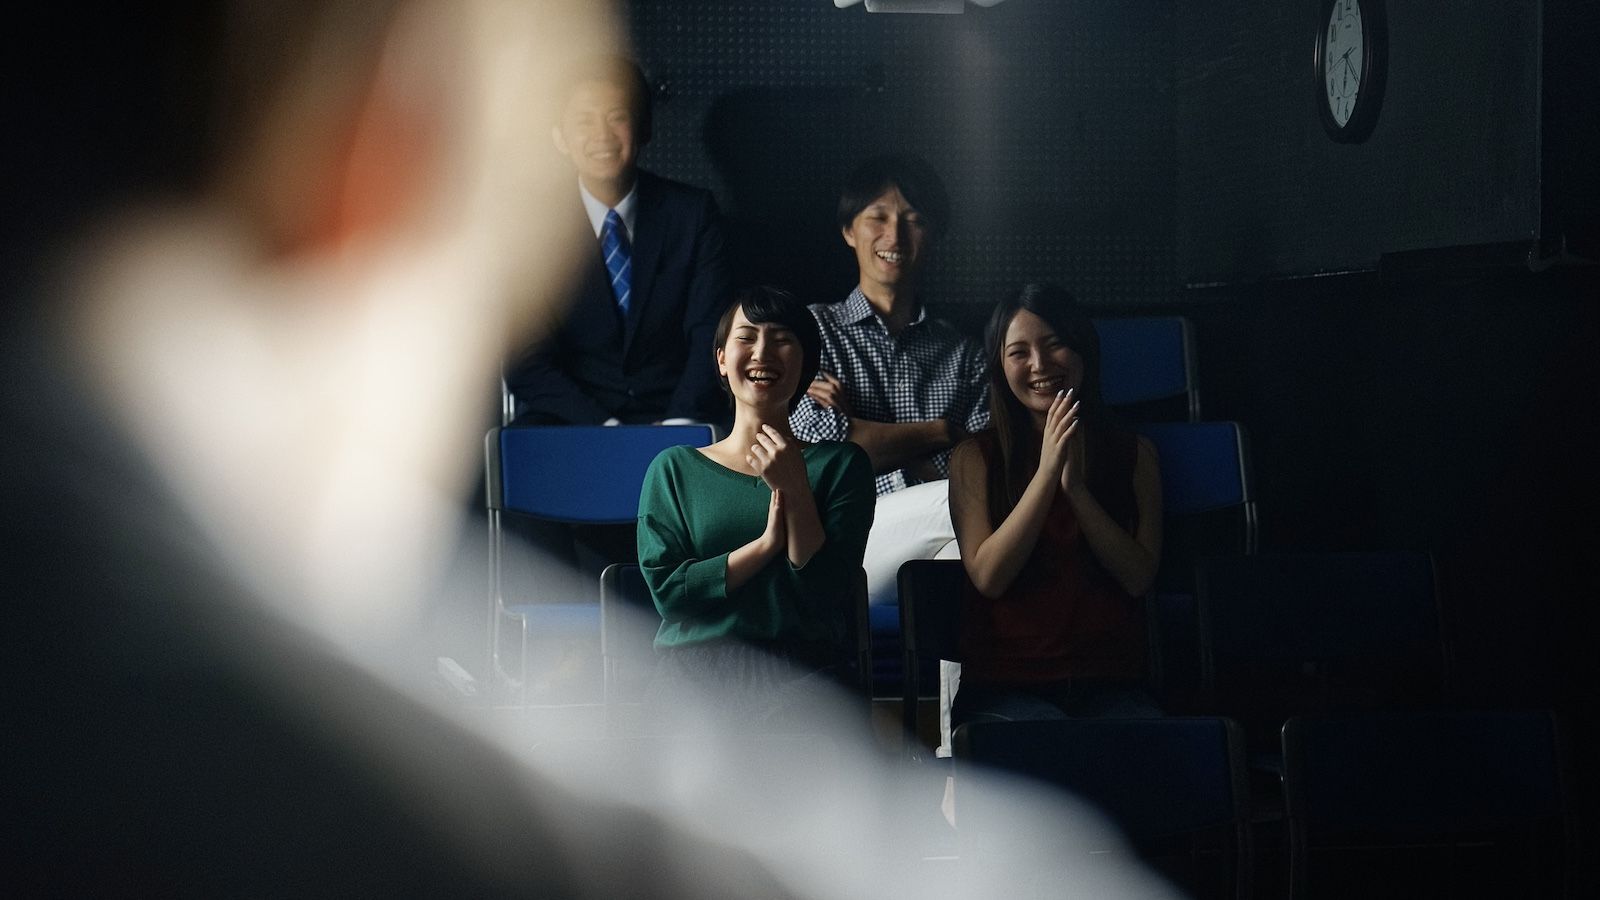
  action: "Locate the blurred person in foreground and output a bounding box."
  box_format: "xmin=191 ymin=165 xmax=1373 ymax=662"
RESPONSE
xmin=0 ymin=1 xmax=793 ymax=894
xmin=0 ymin=3 xmax=1180 ymax=897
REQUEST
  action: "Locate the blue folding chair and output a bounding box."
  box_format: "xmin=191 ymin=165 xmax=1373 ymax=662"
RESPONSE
xmin=1282 ymin=711 xmax=1569 ymax=899
xmin=1134 ymin=421 xmax=1257 ymax=712
xmin=1094 ymin=316 xmax=1200 ymax=422
xmin=955 ymin=717 xmax=1253 ymax=900
xmin=485 ymin=424 xmax=714 ymax=699
xmin=1135 ymin=421 xmax=1256 ymax=546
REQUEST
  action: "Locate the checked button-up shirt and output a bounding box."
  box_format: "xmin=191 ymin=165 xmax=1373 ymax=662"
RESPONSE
xmin=790 ymin=288 xmax=989 ymax=496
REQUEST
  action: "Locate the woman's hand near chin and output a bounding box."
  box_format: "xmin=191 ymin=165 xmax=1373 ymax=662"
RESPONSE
xmin=748 ymin=424 xmax=808 ymax=494
xmin=749 ymin=423 xmax=827 ymax=568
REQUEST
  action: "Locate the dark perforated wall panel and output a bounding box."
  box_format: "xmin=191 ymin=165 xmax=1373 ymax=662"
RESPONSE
xmin=1173 ymin=0 xmax=1543 ymax=283
xmin=624 ymin=0 xmax=1175 ymax=313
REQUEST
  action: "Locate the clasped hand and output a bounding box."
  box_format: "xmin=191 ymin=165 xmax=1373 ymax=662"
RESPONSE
xmin=747 ymin=424 xmax=806 ymax=493
xmin=1037 ymin=389 xmax=1083 ymax=493
xmin=748 ymin=424 xmax=805 ymax=557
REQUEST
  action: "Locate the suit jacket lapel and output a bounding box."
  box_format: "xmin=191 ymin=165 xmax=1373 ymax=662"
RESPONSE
xmin=622 ymin=174 xmax=663 ymax=357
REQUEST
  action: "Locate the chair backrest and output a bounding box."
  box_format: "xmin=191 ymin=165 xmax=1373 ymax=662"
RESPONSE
xmin=486 ymin=424 xmax=716 ymax=524
xmin=1198 ymin=552 xmax=1445 ymax=742
xmin=1134 ymin=421 xmax=1256 ymax=712
xmin=1135 ymin=420 xmax=1256 ymax=586
xmin=1135 ymin=420 xmax=1253 ymax=523
xmin=897 ymin=559 xmax=966 ymax=748
xmin=484 ymin=425 xmax=713 ymax=700
xmin=955 ymin=717 xmax=1252 ymax=899
xmin=1282 ymin=711 xmax=1568 ymax=899
xmin=1093 ymin=316 xmax=1199 ymax=422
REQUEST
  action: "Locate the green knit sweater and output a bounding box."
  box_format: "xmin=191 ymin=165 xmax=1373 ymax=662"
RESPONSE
xmin=637 ymin=441 xmax=874 ymax=650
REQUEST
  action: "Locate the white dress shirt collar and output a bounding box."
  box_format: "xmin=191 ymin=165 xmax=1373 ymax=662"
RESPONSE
xmin=578 ymin=180 xmax=639 ymax=239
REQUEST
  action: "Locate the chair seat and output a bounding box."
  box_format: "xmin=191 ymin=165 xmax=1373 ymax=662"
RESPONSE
xmin=868 ymin=603 xmax=900 ymax=637
xmin=869 ymin=604 xmax=905 ymax=693
xmin=1248 ymin=749 xmax=1285 ymax=777
xmin=868 ymin=603 xmax=941 ymax=696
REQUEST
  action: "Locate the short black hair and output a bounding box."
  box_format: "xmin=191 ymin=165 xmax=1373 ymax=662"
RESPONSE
xmin=560 ymin=55 xmax=653 ymax=145
xmin=713 ymin=286 xmax=822 ymax=411
xmin=836 ymin=154 xmax=951 ymax=239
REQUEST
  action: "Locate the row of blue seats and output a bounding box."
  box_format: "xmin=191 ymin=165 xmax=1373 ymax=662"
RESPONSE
xmin=483 ymin=417 xmax=1253 ymax=700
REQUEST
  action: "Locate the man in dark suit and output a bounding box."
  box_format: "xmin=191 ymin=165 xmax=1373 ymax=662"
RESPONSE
xmin=506 ymin=57 xmax=731 ymax=426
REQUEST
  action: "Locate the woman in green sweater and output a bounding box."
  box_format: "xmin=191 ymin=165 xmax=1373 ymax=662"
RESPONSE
xmin=637 ymin=287 xmax=875 ymax=729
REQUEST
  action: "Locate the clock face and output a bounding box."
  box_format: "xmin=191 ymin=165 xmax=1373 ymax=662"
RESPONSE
xmin=1314 ymin=0 xmax=1385 ymax=142
xmin=1324 ymin=1 xmax=1365 ymax=126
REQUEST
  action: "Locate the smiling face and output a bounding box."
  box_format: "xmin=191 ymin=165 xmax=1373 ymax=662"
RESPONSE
xmin=551 ymin=79 xmax=640 ymax=203
xmin=842 ymin=185 xmax=928 ymax=295
xmin=717 ymin=305 xmax=804 ymax=414
xmin=1001 ymin=309 xmax=1083 ymax=427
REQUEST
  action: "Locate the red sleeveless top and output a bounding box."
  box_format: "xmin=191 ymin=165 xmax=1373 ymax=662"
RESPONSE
xmin=957 ymin=428 xmax=1146 ymax=684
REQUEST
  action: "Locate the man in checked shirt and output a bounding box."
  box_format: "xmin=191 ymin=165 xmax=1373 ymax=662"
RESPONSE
xmin=789 ymin=155 xmax=989 ymax=605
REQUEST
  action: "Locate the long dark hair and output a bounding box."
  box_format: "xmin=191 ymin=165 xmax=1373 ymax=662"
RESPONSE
xmin=981 ymin=283 xmax=1107 ymax=527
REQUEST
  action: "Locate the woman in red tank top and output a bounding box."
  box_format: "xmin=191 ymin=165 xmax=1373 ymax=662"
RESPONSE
xmin=947 ymin=283 xmax=1164 ymax=725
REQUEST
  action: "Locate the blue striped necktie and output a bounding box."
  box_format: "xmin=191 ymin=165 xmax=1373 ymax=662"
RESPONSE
xmin=600 ymin=208 xmax=632 ymax=315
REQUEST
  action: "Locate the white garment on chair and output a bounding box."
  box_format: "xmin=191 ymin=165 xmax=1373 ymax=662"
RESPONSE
xmin=862 ymin=479 xmax=961 ymax=606
xmin=938 ymin=659 xmax=961 ymax=758
xmin=861 ymin=479 xmax=965 ymax=756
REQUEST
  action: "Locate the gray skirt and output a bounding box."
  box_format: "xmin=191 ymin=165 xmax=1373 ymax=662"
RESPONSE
xmin=644 ymin=639 xmax=850 ymax=734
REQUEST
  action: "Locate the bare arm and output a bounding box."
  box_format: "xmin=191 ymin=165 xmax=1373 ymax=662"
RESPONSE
xmin=1064 ymin=435 xmax=1163 ymax=597
xmin=949 ymin=392 xmax=1079 ymax=599
xmin=848 ymin=417 xmax=960 ymax=475
xmin=805 ymin=371 xmax=961 ymax=475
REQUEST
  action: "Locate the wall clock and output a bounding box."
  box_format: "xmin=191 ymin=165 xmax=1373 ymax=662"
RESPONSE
xmin=1314 ymin=0 xmax=1388 ymax=143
